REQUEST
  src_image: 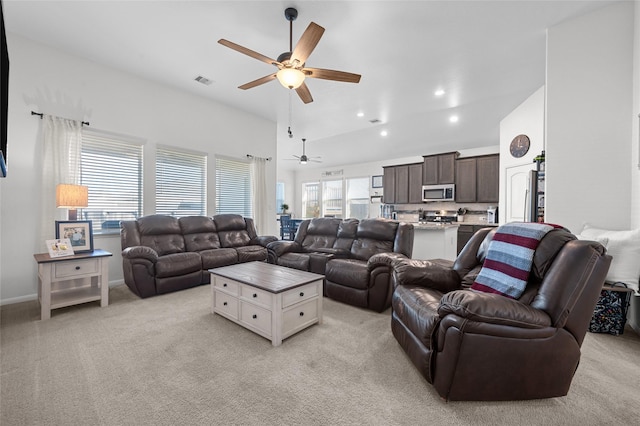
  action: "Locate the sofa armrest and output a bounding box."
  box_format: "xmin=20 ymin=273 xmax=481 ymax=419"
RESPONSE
xmin=251 ymin=235 xmax=279 ymax=247
xmin=368 ymin=252 xmax=409 ymax=269
xmin=122 ymin=246 xmax=159 ymax=263
xmin=387 ymin=257 xmax=461 ymax=293
xmin=438 ymin=290 xmax=552 ymax=329
xmin=266 ymin=240 xmax=301 ymax=257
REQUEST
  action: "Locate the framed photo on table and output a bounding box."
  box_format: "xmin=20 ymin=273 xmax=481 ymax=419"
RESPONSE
xmin=55 ymin=220 xmax=93 ymax=253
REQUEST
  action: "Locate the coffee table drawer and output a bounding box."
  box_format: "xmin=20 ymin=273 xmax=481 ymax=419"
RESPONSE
xmin=240 ymin=285 xmax=273 ymax=309
xmin=239 ymin=301 xmax=272 ymax=337
xmin=54 ymin=258 xmax=99 ymax=279
xmin=213 ymin=290 xmax=238 ymax=320
xmin=283 ymin=299 xmax=318 ymax=337
xmin=282 ymin=281 xmax=320 ymax=308
xmin=213 ymin=276 xmax=240 ymax=295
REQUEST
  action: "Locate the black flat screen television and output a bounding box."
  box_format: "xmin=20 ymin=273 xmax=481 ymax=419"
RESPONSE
xmin=1 ymin=0 xmax=9 ymax=177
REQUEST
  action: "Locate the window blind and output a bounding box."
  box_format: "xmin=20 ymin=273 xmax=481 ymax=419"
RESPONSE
xmin=215 ymin=157 xmax=252 ymax=217
xmin=80 ymin=130 xmax=143 ymax=234
xmin=156 ymin=146 xmax=207 ymax=217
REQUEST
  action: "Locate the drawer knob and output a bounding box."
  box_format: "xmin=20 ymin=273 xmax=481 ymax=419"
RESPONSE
xmin=252 ymin=314 xmax=257 ymax=319
xmin=223 ymin=283 xmax=227 ymax=287
xmin=75 ymin=266 xmax=81 ymax=270
xmin=299 ymin=292 xmax=304 ymax=297
xmin=253 ymin=293 xmax=257 ymax=298
xmin=223 ymin=302 xmax=227 ymax=306
xmin=299 ymin=312 xmax=304 ymax=317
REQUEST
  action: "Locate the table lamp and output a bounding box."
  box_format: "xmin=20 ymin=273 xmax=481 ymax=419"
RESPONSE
xmin=56 ymin=184 xmax=88 ymax=221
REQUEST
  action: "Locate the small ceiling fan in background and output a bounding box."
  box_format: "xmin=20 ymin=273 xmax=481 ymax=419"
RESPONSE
xmin=218 ymin=7 xmax=361 ymax=104
xmin=287 ymin=138 xmax=322 ymax=164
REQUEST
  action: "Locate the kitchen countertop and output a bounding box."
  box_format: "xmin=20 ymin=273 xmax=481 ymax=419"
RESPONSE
xmin=412 ymin=222 xmax=459 ymax=229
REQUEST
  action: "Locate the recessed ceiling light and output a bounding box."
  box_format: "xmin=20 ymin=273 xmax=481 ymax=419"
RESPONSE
xmin=357 ymin=112 xmax=364 ymax=117
xmin=380 ymin=130 xmax=388 ymax=137
xmin=449 ymin=115 xmax=459 ymax=123
xmin=434 ymin=89 xmax=445 ymax=97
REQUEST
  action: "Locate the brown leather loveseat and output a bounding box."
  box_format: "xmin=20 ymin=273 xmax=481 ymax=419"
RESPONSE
xmin=267 ymin=217 xmax=414 ymax=312
xmin=121 ymin=214 xmax=277 ymax=298
xmin=388 ymin=226 xmax=611 ymax=401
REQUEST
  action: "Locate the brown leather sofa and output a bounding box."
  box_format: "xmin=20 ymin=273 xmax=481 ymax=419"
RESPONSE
xmin=121 ymin=214 xmax=277 ymax=298
xmin=267 ymin=217 xmax=414 ymax=312
xmin=387 ymin=226 xmax=611 ymax=401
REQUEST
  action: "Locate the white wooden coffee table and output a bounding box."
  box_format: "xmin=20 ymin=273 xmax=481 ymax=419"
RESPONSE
xmin=210 ymin=261 xmax=324 ymax=346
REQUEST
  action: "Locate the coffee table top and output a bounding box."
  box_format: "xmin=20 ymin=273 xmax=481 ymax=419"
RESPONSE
xmin=209 ymin=261 xmax=324 ymax=294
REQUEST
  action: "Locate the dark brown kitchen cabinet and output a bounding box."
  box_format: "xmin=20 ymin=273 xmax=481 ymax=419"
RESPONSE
xmin=455 ymin=154 xmax=499 ymax=203
xmin=408 ymin=163 xmax=423 ymax=203
xmin=476 ymin=155 xmax=499 ymax=203
xmin=394 ymin=165 xmax=409 ymax=204
xmin=457 ymin=225 xmax=492 ymax=254
xmin=455 ymin=158 xmax=477 ymax=203
xmin=383 ymin=166 xmax=396 ymax=204
xmin=423 ymin=152 xmax=458 ymax=185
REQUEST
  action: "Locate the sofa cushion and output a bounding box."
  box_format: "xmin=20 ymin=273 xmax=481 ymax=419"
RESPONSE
xmin=155 ymin=252 xmax=202 ymax=278
xmin=301 ymin=218 xmax=341 ymax=251
xmin=334 ymin=218 xmax=358 ymax=252
xmin=236 ymin=245 xmax=268 ymax=263
xmin=325 ymin=259 xmax=369 ymax=290
xmin=200 ymin=248 xmax=238 ymax=269
xmin=392 ymin=284 xmax=442 ymax=349
xmin=180 ymin=216 xmax=221 ymax=251
xmin=350 ymin=220 xmax=397 ymax=261
xmin=138 ymin=215 xmax=186 ymax=256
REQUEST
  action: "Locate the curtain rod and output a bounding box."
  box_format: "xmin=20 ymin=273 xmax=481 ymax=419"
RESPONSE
xmin=246 ymin=154 xmax=272 ymax=161
xmin=31 ymin=111 xmax=90 ymax=126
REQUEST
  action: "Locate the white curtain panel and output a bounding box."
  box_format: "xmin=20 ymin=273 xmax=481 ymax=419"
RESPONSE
xmin=39 ymin=115 xmax=83 ymax=248
xmin=250 ymin=157 xmax=268 ymax=234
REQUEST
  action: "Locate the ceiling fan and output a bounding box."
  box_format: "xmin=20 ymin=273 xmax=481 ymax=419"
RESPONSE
xmin=287 ymin=138 xmax=322 ymax=164
xmin=218 ymin=7 xmax=361 ymax=104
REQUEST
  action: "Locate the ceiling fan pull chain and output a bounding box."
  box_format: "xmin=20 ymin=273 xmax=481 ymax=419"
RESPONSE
xmin=288 ymin=91 xmax=293 ymax=138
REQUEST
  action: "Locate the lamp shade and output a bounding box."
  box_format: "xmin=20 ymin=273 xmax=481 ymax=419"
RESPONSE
xmin=276 ymin=68 xmax=305 ymax=89
xmin=56 ymin=184 xmax=88 ymax=208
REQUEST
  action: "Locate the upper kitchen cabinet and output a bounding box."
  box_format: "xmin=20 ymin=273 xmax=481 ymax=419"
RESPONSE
xmin=423 ymin=152 xmax=458 ymax=185
xmin=383 ymin=166 xmax=396 ymax=204
xmin=455 ymin=154 xmax=499 ymax=203
xmin=383 ymin=163 xmax=423 ymax=204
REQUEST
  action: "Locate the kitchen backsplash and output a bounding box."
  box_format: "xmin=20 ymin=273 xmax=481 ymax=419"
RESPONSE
xmin=389 ymin=201 xmax=496 ymax=223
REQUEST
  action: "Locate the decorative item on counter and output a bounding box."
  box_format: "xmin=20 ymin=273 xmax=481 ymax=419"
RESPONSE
xmin=457 ymin=207 xmax=467 ymax=222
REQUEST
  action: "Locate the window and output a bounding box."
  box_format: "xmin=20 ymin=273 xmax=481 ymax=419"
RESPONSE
xmin=80 ymin=130 xmax=143 ymax=234
xmin=322 ymin=179 xmax=343 ymax=218
xmin=345 ymin=177 xmax=370 ymax=219
xmin=302 ymin=182 xmax=320 ymax=218
xmin=276 ymin=182 xmax=285 ymax=213
xmin=215 ymin=156 xmax=252 ymax=217
xmin=156 ymin=146 xmax=207 ymax=217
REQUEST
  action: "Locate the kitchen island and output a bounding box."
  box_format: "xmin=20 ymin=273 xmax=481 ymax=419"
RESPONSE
xmin=411 ymin=223 xmax=459 ymax=261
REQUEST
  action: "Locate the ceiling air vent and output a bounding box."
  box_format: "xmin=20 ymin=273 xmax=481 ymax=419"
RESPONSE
xmin=194 ymin=75 xmax=213 ymax=86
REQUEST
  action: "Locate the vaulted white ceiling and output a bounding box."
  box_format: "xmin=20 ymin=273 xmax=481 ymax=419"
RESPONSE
xmin=3 ymin=1 xmax=613 ymax=170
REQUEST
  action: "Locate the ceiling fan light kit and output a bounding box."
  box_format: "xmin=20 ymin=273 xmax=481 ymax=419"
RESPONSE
xmin=218 ymin=7 xmax=361 ymax=104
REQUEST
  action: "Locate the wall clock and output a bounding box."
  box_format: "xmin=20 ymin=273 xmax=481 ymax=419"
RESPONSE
xmin=510 ymin=134 xmax=530 ymax=158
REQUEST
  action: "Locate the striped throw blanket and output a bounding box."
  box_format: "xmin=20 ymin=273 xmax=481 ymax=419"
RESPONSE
xmin=471 ymin=222 xmax=560 ymax=299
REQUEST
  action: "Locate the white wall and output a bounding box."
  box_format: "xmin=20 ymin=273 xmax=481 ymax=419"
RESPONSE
xmin=0 ymin=34 xmax=277 ymax=305
xmin=632 ymin=1 xmax=640 ymax=229
xmin=545 ymin=1 xmax=634 ymax=233
xmin=498 ymin=86 xmax=545 ymax=224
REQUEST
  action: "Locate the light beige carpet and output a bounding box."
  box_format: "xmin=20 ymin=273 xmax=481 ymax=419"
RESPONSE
xmin=1 ymin=284 xmax=639 ymax=426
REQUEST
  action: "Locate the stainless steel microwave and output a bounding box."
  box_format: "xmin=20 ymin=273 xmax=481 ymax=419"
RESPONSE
xmin=422 ymin=184 xmax=455 ymax=202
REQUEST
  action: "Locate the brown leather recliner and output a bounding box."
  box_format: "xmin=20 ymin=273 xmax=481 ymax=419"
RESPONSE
xmin=388 ymin=226 xmax=611 ymax=401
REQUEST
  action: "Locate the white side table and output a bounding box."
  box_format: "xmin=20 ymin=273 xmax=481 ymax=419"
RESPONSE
xmin=33 ymin=249 xmax=112 ymax=320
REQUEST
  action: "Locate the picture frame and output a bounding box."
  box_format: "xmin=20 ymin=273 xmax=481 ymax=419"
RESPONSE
xmin=55 ymin=220 xmax=93 ymax=253
xmin=372 ymin=175 xmax=383 ymax=188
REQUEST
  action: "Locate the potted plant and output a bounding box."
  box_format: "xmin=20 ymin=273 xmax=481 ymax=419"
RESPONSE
xmin=281 ymin=203 xmax=289 ymax=214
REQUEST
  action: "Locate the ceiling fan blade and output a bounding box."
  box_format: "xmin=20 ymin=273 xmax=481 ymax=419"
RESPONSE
xmin=303 ymin=67 xmax=361 ymax=83
xmin=291 ymin=22 xmax=325 ymax=65
xmin=295 ymin=82 xmax=314 ymax=104
xmin=218 ymin=39 xmax=279 ymax=66
xmin=238 ymin=73 xmax=277 ymax=90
